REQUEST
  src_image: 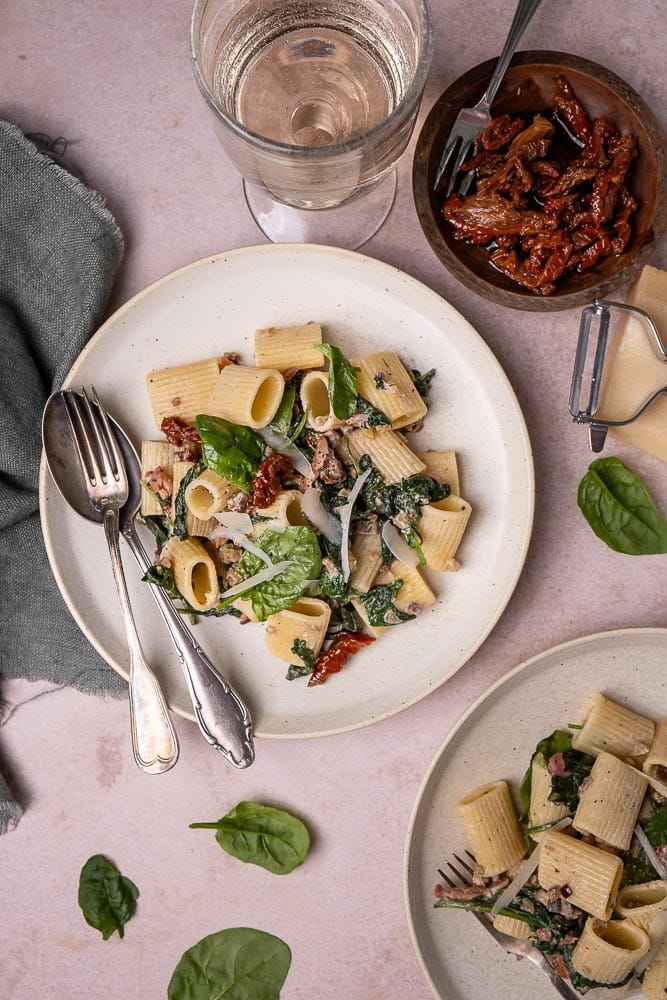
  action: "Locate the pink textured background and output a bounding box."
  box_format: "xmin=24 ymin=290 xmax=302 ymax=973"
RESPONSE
xmin=1 ymin=1 xmax=665 ymax=997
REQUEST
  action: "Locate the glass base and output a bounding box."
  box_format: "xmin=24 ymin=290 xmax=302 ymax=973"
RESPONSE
xmin=243 ymin=170 xmax=396 ymax=249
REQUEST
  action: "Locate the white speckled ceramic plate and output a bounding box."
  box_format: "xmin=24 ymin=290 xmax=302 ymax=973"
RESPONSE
xmin=404 ymin=627 xmax=667 ymax=1000
xmin=40 ymin=244 xmax=533 ymax=738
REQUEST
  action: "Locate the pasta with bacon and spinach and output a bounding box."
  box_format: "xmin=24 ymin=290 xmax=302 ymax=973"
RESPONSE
xmin=139 ymin=322 xmax=472 ymax=686
xmin=436 ymin=693 xmax=667 ymax=997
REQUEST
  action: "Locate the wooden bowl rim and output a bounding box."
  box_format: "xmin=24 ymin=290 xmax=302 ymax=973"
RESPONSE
xmin=413 ymin=50 xmax=667 ymax=312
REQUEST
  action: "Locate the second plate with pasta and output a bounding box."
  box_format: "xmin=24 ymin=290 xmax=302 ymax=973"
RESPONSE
xmin=405 ymin=627 xmax=667 ymax=1000
xmin=40 ymin=244 xmax=533 ymax=738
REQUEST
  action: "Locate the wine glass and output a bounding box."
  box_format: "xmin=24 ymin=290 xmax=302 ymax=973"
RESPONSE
xmin=190 ymin=0 xmax=433 ymax=248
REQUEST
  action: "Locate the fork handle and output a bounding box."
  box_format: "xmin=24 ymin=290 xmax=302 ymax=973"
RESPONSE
xmin=481 ymin=0 xmax=544 ymax=108
xmin=102 ymin=506 xmax=179 ymax=774
xmin=121 ymin=522 xmax=255 ymax=769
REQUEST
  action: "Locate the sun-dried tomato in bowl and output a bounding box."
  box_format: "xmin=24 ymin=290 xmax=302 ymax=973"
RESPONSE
xmin=441 ymin=75 xmax=638 ymax=295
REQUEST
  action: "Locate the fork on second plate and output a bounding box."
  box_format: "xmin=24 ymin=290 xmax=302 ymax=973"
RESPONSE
xmin=437 ymin=850 xmax=581 ymax=1000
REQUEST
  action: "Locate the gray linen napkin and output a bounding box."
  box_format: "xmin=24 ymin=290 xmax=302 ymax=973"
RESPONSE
xmin=0 ymin=121 xmax=126 ymax=832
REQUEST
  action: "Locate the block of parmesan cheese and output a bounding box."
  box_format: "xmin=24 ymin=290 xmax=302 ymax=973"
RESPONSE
xmin=596 ymin=265 xmax=667 ymax=463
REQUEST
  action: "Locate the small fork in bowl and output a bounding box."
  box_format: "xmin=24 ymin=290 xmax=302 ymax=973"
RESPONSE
xmin=433 ymin=0 xmax=545 ymax=195
xmin=63 ymin=387 xmax=179 ymax=774
xmin=437 ymin=851 xmax=580 ymax=999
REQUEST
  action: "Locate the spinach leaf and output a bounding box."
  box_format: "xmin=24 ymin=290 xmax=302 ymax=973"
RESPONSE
xmin=235 ymin=526 xmax=322 ymax=620
xmin=268 ymin=383 xmax=297 ymax=437
xmin=317 ymin=540 xmax=351 ymax=601
xmin=167 ymin=927 xmax=291 ymax=1000
xmin=190 ymin=801 xmax=310 ymax=875
xmin=315 ymin=343 xmax=358 ymax=419
xmin=518 ymin=731 xmax=594 ymax=821
xmin=172 ymin=459 xmax=205 ymax=539
xmin=355 ymin=396 xmax=391 ymax=428
xmin=287 ymin=639 xmax=317 ymax=681
xmin=325 ymin=601 xmax=359 ymax=636
xmin=408 ymin=367 xmax=436 ymax=400
xmin=78 ymin=854 xmax=139 ymax=940
xmin=357 ymin=579 xmax=415 ymax=627
xmin=578 ymin=456 xmax=667 ymax=555
xmin=196 ymin=414 xmax=265 ymax=492
xmin=141 ymin=513 xmax=171 ymax=548
xmin=624 ymin=805 xmax=667 ymax=884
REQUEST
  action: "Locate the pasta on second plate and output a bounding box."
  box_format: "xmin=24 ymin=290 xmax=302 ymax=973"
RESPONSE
xmin=138 ymin=323 xmax=473 ymax=686
xmin=436 ymin=693 xmax=667 ymax=997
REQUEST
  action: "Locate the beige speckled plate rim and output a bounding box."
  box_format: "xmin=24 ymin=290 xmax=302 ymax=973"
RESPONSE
xmin=39 ymin=242 xmax=535 ymax=739
xmin=403 ymin=625 xmax=667 ymax=1000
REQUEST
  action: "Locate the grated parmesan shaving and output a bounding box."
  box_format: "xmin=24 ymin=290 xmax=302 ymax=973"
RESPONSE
xmin=634 ymin=908 xmax=667 ymax=975
xmin=301 ymin=487 xmax=343 ymax=545
xmin=258 ymin=428 xmax=313 ymax=478
xmin=491 ymin=818 xmax=571 ymax=916
xmin=219 ymin=560 xmax=293 ymax=601
xmin=339 ymin=468 xmax=372 ymax=582
xmin=381 ymin=520 xmax=420 ymax=568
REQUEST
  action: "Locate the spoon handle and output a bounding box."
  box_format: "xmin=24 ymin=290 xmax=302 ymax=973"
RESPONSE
xmin=102 ymin=506 xmax=179 ymax=773
xmin=121 ymin=523 xmax=255 ymax=769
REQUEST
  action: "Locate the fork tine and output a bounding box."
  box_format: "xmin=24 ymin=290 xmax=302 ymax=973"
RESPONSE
xmin=445 ymin=858 xmax=471 ymax=884
xmin=90 ymin=386 xmax=125 ymax=485
xmin=64 ymin=390 xmax=102 ymax=486
xmin=437 ymin=867 xmax=455 ymax=887
xmin=452 ymin=852 xmax=476 ymax=876
xmin=433 ymin=133 xmax=462 ymax=191
xmin=458 ymin=169 xmax=476 ymax=198
xmin=446 ymin=139 xmax=474 ymax=197
xmin=80 ymin=386 xmax=117 ymax=484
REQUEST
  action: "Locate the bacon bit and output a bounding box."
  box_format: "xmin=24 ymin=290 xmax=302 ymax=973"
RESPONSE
xmin=560 ymin=885 xmax=573 ymax=898
xmin=253 ymin=453 xmax=294 ymax=509
xmin=228 ymin=491 xmax=253 ymax=513
xmin=308 ymin=631 xmax=375 ymax=686
xmin=238 ymin=614 xmax=251 ymax=625
xmin=161 ymin=415 xmax=201 ymax=447
xmin=535 ymin=928 xmax=552 ymax=942
xmin=311 ymin=434 xmax=345 ymax=485
xmin=548 ymin=952 xmax=569 ymax=981
xmin=145 ymin=466 xmax=173 ymax=501
xmin=218 ymin=353 xmax=237 ymax=369
xmin=282 ymin=366 xmax=300 ymax=381
xmin=657 ymin=845 xmax=667 ymax=867
xmin=547 ymin=752 xmax=566 ymax=776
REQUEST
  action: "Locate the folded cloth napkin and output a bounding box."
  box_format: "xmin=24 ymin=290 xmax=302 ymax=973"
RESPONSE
xmin=0 ymin=121 xmax=126 ymax=832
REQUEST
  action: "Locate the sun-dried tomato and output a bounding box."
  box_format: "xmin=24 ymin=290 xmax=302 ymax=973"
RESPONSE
xmin=253 ymin=453 xmax=293 ymax=509
xmin=161 ymin=416 xmax=201 ymax=447
xmin=308 ymin=631 xmax=375 ymax=686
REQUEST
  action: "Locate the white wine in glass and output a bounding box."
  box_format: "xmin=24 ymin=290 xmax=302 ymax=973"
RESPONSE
xmin=191 ymin=0 xmax=433 ymax=246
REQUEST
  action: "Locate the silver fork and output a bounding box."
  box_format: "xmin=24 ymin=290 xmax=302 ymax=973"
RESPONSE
xmin=433 ymin=0 xmax=545 ymax=195
xmin=64 ymin=388 xmax=179 ymax=774
xmin=438 ymin=852 xmax=580 ymax=999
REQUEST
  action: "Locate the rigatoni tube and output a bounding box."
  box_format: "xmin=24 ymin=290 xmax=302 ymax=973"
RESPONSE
xmin=573 ymin=750 xmax=648 ymax=850
xmin=571 ymin=917 xmax=649 ymax=984
xmin=538 ymin=829 xmax=622 ymax=920
xmin=207 ymin=364 xmax=284 ymax=429
xmin=456 ymin=780 xmax=526 ymax=877
xmin=572 ymin=692 xmax=654 ymax=765
xmin=162 ymin=536 xmax=219 ymax=613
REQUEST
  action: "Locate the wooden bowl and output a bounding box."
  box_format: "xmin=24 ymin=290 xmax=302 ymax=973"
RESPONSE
xmin=413 ymin=51 xmax=667 ymax=311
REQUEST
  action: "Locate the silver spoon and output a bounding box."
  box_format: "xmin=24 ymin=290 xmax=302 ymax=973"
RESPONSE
xmin=42 ymin=391 xmax=255 ymax=769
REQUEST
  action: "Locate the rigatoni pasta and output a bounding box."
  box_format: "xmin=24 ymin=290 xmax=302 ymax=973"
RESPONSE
xmin=435 ymin=694 xmax=667 ymax=997
xmin=140 ymin=322 xmax=473 ymax=686
xmin=457 ymin=781 xmax=526 ymax=877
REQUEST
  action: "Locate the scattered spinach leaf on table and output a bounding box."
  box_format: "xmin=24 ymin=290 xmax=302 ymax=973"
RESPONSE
xmin=167 ymin=927 xmax=291 ymax=1000
xmin=577 ymin=456 xmax=667 ymax=555
xmin=77 ymin=854 xmax=139 ymax=940
xmin=190 ymin=801 xmax=310 ymax=875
